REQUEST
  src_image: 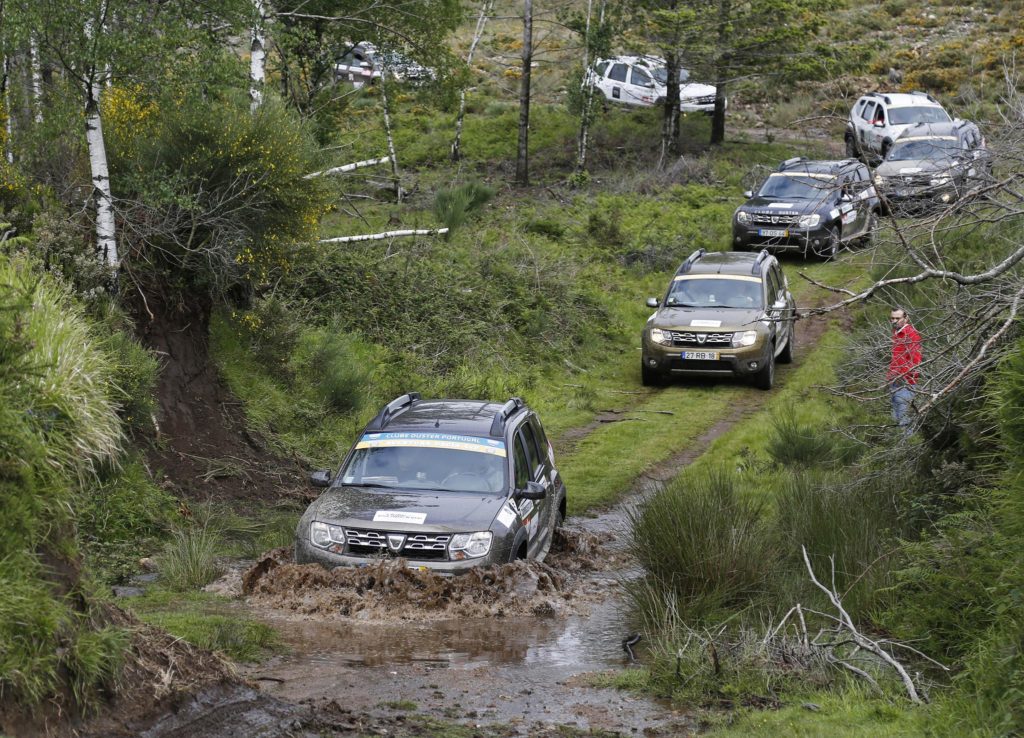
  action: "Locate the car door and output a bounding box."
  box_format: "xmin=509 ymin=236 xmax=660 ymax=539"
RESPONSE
xmin=867 ymin=103 xmax=887 ymax=153
xmin=858 ymin=101 xmax=876 ymax=149
xmin=624 ymin=65 xmax=658 ymax=106
xmin=605 ymin=62 xmax=629 ymax=102
xmin=767 ymin=265 xmax=794 ymax=350
xmin=516 ymin=421 xmax=553 ymax=557
xmin=842 ymin=171 xmax=868 ymax=236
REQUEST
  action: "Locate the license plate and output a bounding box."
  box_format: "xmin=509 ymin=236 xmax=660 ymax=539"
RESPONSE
xmin=757 ymin=228 xmax=788 ymax=237
xmin=682 ymin=351 xmax=719 ymax=360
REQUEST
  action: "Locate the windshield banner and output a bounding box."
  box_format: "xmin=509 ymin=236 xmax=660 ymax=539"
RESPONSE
xmin=356 ymin=432 xmax=507 ymax=457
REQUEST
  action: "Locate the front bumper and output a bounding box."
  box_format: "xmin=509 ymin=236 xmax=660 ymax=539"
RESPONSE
xmin=294 ymin=532 xmax=514 ymax=575
xmin=876 ymin=181 xmax=959 ymax=211
xmin=642 ymin=333 xmax=772 ymax=379
xmin=732 ymin=223 xmax=835 ymax=255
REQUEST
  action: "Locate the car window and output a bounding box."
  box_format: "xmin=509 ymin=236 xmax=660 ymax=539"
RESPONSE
xmin=608 ymin=63 xmax=627 ymax=83
xmin=341 ymin=436 xmax=507 ymax=494
xmin=888 ymin=106 xmax=951 ymax=125
xmin=766 ymin=269 xmax=781 ymax=305
xmin=666 ymin=277 xmax=763 ymax=309
xmin=630 ymin=67 xmax=653 ymax=87
xmin=530 ymin=416 xmax=551 ymax=461
xmin=873 ymin=106 xmax=886 ymax=125
xmin=593 ymin=60 xmax=609 ymax=77
xmin=853 ymin=100 xmax=865 ymax=117
xmin=860 ymin=102 xmax=876 ymax=122
xmin=519 ymin=423 xmax=543 ymax=476
xmin=513 ymin=435 xmax=530 ymax=490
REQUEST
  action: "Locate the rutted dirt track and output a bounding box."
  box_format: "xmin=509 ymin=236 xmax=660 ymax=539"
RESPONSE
xmin=82 ymin=309 xmax=836 ymax=738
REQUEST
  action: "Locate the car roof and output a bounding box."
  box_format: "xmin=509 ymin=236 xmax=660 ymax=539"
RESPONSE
xmin=777 ymin=157 xmax=861 ymax=175
xmin=598 ymin=55 xmax=662 ymax=67
xmin=683 ymin=251 xmax=770 ymax=277
xmin=859 ymin=91 xmax=943 ymax=108
xmin=365 ymin=396 xmax=529 ymax=438
xmin=895 ymin=120 xmax=974 ymax=140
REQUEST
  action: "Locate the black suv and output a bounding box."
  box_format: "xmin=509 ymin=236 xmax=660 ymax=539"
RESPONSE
xmin=873 ymin=120 xmax=990 ymax=211
xmin=641 ymin=249 xmax=796 ymax=390
xmin=296 ymin=394 xmax=567 ymax=574
xmin=732 ymin=157 xmax=881 ymax=259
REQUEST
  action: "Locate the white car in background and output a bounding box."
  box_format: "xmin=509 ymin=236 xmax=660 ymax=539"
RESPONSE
xmin=587 ymin=55 xmax=721 ymax=113
xmin=334 ymin=42 xmax=436 ymax=87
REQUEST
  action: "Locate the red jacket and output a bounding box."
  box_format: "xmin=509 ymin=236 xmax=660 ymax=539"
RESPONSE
xmin=888 ymin=324 xmax=922 ymax=385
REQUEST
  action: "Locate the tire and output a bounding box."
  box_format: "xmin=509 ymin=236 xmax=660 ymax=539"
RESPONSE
xmin=880 ymin=138 xmax=892 ymax=161
xmin=859 ymin=210 xmax=879 ymax=248
xmin=641 ymin=363 xmax=662 ymax=387
xmin=753 ymin=350 xmax=775 ymax=390
xmin=816 ymin=227 xmax=840 ymax=260
xmin=845 ymin=133 xmax=860 ymax=160
xmin=778 ymin=324 xmax=795 ymax=364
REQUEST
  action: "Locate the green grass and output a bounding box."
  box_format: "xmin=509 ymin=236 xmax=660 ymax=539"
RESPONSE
xmin=128 ymin=590 xmax=280 ymax=663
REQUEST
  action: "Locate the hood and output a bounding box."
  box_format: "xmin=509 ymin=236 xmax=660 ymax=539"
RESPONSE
xmin=313 ymin=485 xmax=508 ymax=532
xmin=738 ymin=195 xmax=823 ymax=215
xmin=649 ymin=306 xmax=764 ymax=332
xmin=680 ymin=82 xmax=716 ymax=99
xmin=876 ymin=158 xmax=954 ymax=178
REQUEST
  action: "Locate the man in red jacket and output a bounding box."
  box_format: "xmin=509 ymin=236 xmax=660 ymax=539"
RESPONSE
xmin=888 ymin=307 xmax=922 ymax=431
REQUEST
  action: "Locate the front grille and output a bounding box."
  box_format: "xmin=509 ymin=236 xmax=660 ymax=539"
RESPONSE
xmin=750 ymin=213 xmax=800 ymax=226
xmin=345 ymin=528 xmax=451 ymax=560
xmin=670 ymin=331 xmax=734 ymax=347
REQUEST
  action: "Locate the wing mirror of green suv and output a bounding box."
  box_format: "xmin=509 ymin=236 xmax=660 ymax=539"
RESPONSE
xmin=310 ymin=469 xmax=332 ymax=487
xmin=646 ymin=297 xmax=660 ymax=308
xmin=515 ymin=481 xmax=547 ymax=501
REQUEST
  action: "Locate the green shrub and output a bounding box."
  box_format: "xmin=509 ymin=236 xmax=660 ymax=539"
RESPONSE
xmin=766 ymin=407 xmax=861 ymax=468
xmin=67 ymin=625 xmax=129 ymax=710
xmin=433 ymin=181 xmax=495 ymax=232
xmin=627 ymin=467 xmax=776 ymax=615
xmin=158 ymin=525 xmax=224 ymax=591
xmin=292 ymin=328 xmax=374 ymax=413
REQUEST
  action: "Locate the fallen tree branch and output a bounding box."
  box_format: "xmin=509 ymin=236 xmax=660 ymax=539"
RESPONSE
xmin=319 ymin=228 xmax=449 ymax=244
xmin=305 ymin=156 xmax=391 ymax=179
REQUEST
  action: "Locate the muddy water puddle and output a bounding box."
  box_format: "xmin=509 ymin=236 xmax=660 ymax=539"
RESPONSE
xmin=236 ymin=520 xmax=692 ymax=734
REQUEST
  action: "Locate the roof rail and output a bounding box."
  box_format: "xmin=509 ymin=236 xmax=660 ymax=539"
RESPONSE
xmin=676 ymin=248 xmax=706 ymax=275
xmin=365 ymin=392 xmax=422 ymax=431
xmin=910 ymin=90 xmax=938 ymax=103
xmin=489 ymin=397 xmax=526 ymax=437
xmin=865 ymin=91 xmax=882 ymax=98
xmin=778 ymin=156 xmax=806 ymax=171
xmin=752 ymin=249 xmax=771 ymax=275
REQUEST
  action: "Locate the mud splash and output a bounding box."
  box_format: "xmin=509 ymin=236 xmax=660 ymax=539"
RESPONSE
xmin=238 ymin=529 xmax=620 ymax=623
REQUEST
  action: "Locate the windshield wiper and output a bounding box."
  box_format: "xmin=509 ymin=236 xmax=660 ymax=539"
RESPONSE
xmin=345 ymin=482 xmax=395 ymax=489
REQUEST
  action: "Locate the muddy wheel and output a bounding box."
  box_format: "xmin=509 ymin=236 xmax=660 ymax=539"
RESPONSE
xmin=845 ymin=134 xmax=860 ymax=161
xmin=818 ymin=227 xmax=840 ymax=261
xmin=641 ymin=363 xmax=662 ymax=387
xmin=778 ymin=326 xmax=794 ymax=365
xmin=753 ymin=350 xmax=775 ymax=391
xmin=859 ymin=210 xmax=879 ymax=248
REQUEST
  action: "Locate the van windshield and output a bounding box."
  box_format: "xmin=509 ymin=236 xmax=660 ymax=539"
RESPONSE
xmin=757 ymin=173 xmax=836 ymax=200
xmin=342 ymin=433 xmax=507 ymax=494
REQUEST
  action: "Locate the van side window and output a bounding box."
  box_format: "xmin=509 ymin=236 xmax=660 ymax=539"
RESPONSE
xmin=513 ymin=436 xmax=530 ymax=490
xmin=519 ymin=423 xmax=542 ymax=476
xmin=608 ymin=63 xmax=627 ymax=83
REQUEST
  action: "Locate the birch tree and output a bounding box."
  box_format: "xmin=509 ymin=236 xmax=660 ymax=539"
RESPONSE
xmin=249 ymin=0 xmax=267 ymax=112
xmin=515 ymin=0 xmax=533 ymax=186
xmin=451 ymin=0 xmax=492 ymax=162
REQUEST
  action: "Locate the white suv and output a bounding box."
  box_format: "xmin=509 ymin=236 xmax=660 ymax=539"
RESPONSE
xmin=845 ymin=92 xmax=951 ymax=163
xmin=587 ymin=55 xmax=719 ymax=113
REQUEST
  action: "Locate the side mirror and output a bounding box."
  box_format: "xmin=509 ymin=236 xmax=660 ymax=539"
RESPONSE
xmin=771 ymin=299 xmax=788 ymax=312
xmin=840 ymin=193 xmax=852 ymax=202
xmin=743 ymin=190 xmax=753 ymax=198
xmin=515 ymin=481 xmax=547 ymax=501
xmin=646 ymin=297 xmax=660 ymax=308
xmin=873 ymin=120 xmax=885 ymax=128
xmin=310 ymin=469 xmax=332 ymax=488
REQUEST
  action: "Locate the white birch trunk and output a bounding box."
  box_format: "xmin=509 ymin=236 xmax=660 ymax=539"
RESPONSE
xmin=304 ymin=156 xmax=390 ymax=179
xmin=85 ymin=86 xmax=118 ymax=267
xmin=451 ymin=0 xmax=493 ymax=161
xmin=249 ymin=0 xmax=267 ymax=112
xmin=378 ymin=72 xmax=402 ymax=201
xmin=29 ymin=38 xmax=43 ymax=123
xmin=2 ymin=56 xmax=13 ymax=163
xmin=575 ymin=0 xmax=605 ymax=173
xmin=320 ymin=228 xmax=448 ymax=244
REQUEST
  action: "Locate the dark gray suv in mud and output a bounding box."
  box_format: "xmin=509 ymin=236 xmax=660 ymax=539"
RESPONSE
xmin=296 ymin=393 xmax=567 ymax=574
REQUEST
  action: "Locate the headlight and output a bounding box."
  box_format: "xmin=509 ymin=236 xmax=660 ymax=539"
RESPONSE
xmin=649 ymin=328 xmax=673 ymax=345
xmin=736 ymin=211 xmax=750 ymax=224
xmin=310 ymin=521 xmax=342 ymax=548
xmin=930 ymin=174 xmax=951 ymax=186
xmin=449 ymin=531 xmax=492 ymax=559
xmin=874 ymin=174 xmax=884 ymax=186
xmin=797 ymin=214 xmax=820 ymax=228
xmin=732 ymin=330 xmax=758 ymax=347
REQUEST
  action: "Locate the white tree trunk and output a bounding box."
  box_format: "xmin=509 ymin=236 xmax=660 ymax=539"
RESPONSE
xmin=85 ymin=87 xmax=118 ymax=267
xmin=29 ymin=37 xmax=43 ymax=123
xmin=575 ymin=0 xmax=605 ymax=173
xmin=249 ymin=0 xmax=267 ymax=112
xmin=320 ymin=228 xmax=448 ymax=244
xmin=378 ymin=72 xmax=402 ymax=201
xmin=451 ymin=0 xmax=493 ymax=161
xmin=304 ymin=156 xmax=390 ymax=179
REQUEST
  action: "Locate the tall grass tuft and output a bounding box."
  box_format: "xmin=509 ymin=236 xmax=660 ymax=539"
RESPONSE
xmin=158 ymin=524 xmax=224 ymax=591
xmin=626 ymin=467 xmax=776 ymax=616
xmin=67 ymin=625 xmax=129 ymax=711
xmin=766 ymin=405 xmax=860 ymax=468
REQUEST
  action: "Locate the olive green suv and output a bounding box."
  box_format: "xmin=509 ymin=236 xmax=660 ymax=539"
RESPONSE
xmin=641 ymin=249 xmax=796 ymax=390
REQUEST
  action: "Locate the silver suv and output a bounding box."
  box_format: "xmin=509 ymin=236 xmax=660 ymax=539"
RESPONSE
xmin=845 ymin=91 xmax=951 ymax=163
